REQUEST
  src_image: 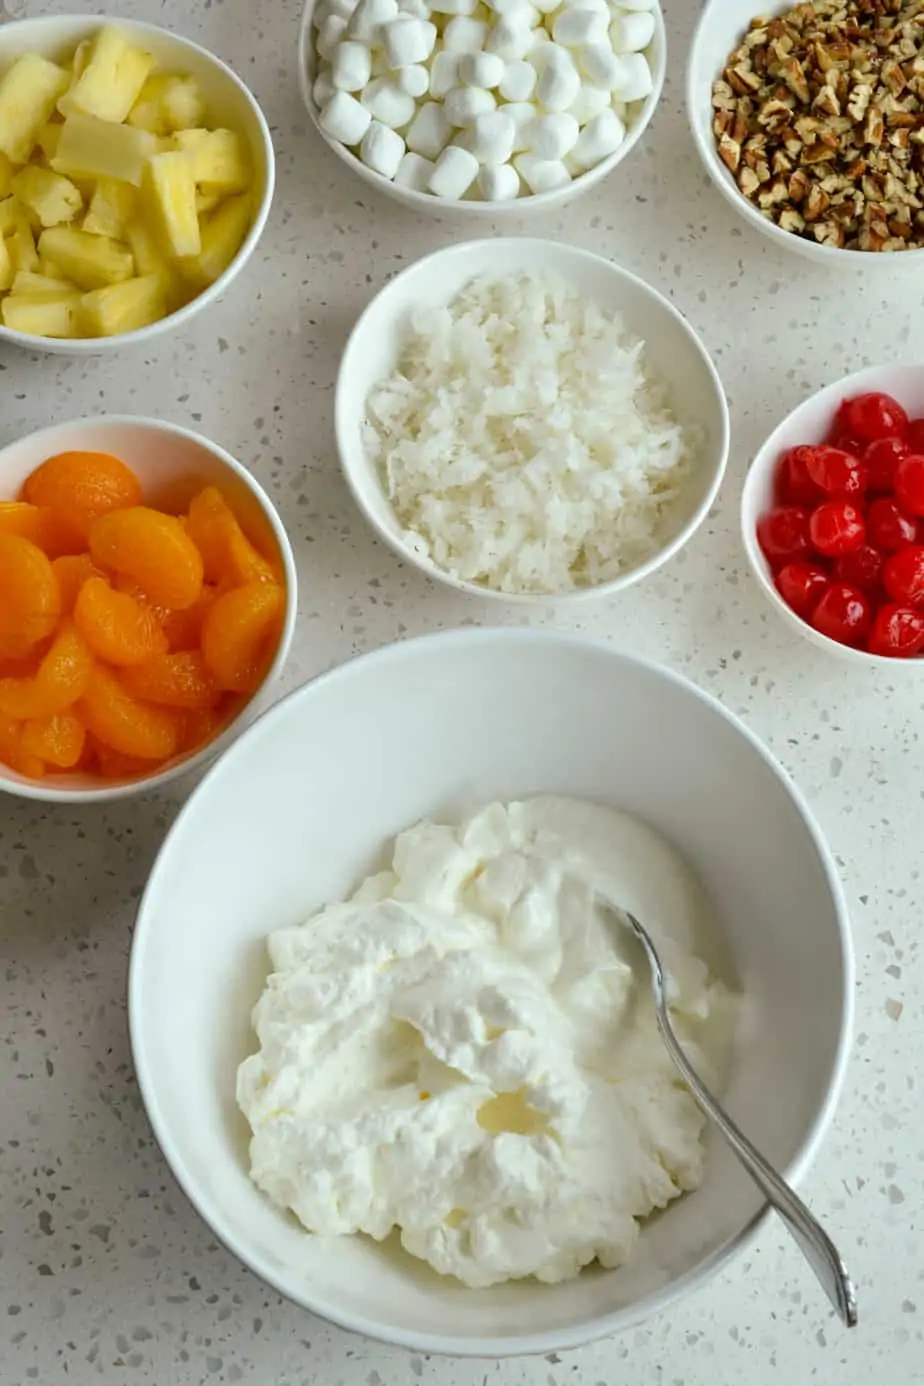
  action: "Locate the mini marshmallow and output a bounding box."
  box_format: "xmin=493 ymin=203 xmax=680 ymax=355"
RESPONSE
xmin=319 ymin=90 xmax=372 ymax=145
xmin=610 ymin=10 xmax=656 ymax=54
xmin=317 ymin=15 xmax=349 ymax=60
xmin=312 ymin=66 xmax=337 ymax=107
xmin=529 ymin=27 xmax=551 ymax=51
xmin=535 ymin=46 xmax=581 ymax=110
xmin=499 ymin=59 xmax=536 ymax=100
xmin=505 ymin=99 xmax=538 ymax=150
xmin=612 ymin=51 xmax=653 ymax=102
xmin=569 ymin=106 xmax=625 ymax=168
xmin=531 ymin=0 xmax=559 ymax=11
xmin=443 ymin=16 xmax=489 ymax=51
xmin=315 ymin=0 xmax=359 ymax=24
xmin=332 ymin=39 xmax=372 ymax=91
xmin=551 ymin=8 xmax=608 ymax=47
xmin=361 ymin=77 xmax=417 ymax=126
xmin=487 ymin=0 xmax=538 ymax=23
xmin=523 ymin=110 xmax=579 ymax=158
xmin=479 ymin=161 xmax=521 ymax=200
xmin=382 ymin=16 xmax=437 ymax=66
xmin=347 ymin=0 xmax=398 ymax=42
xmin=428 ymin=144 xmax=479 ymax=196
xmin=485 ymin=18 xmax=533 ymax=61
xmin=463 ymin=108 xmax=515 ymax=162
xmin=429 ymin=0 xmax=478 ymax=10
xmin=443 ymin=84 xmax=496 ymax=126
xmin=514 ymin=152 xmax=571 ymax=192
xmin=459 ymin=51 xmax=506 ymax=88
xmin=406 ymin=100 xmax=452 ymax=157
xmin=396 ymin=63 xmax=430 ymax=96
xmin=359 ymin=120 xmax=406 ymax=176
xmin=429 ymin=51 xmax=459 ymax=97
xmin=397 ymin=0 xmax=431 ymax=14
xmin=568 ymin=81 xmax=610 ymax=123
xmin=579 ymin=43 xmax=625 ymax=89
xmin=617 ymin=0 xmax=657 ymax=10
xmin=394 ymin=150 xmax=435 ymax=189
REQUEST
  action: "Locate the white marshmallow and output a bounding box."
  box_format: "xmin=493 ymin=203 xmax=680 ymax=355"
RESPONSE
xmin=463 ymin=108 xmax=516 ymax=162
xmin=396 ymin=63 xmax=430 ymax=95
xmin=569 ymin=106 xmax=625 ymax=168
xmin=429 ymin=0 xmax=478 ymax=10
xmin=444 ymin=84 xmax=496 ymax=126
xmin=429 ymin=51 xmax=459 ymax=97
xmin=347 ymin=0 xmax=398 ymax=42
xmin=612 ymin=51 xmax=653 ymax=102
xmin=485 ymin=18 xmax=533 ymax=61
xmin=613 ymin=99 xmax=627 ymax=120
xmin=610 ymin=10 xmax=655 ymax=53
xmin=523 ymin=110 xmax=579 ymax=158
xmin=459 ymin=51 xmax=506 ymax=88
xmin=499 ymin=59 xmax=536 ymax=100
xmin=312 ymin=66 xmax=337 ymax=107
xmin=551 ymin=8 xmax=608 ymax=47
xmin=428 ymin=144 xmax=479 ymax=196
xmin=361 ymin=77 xmax=417 ymax=126
xmin=487 ymin=0 xmax=538 ymax=23
xmin=514 ymin=152 xmax=571 ymax=192
xmin=382 ymin=16 xmax=437 ymax=65
xmin=406 ymin=100 xmax=452 ymax=157
xmin=332 ymin=39 xmax=373 ymax=91
xmin=397 ymin=0 xmax=431 ymax=14
xmin=443 ymin=16 xmax=489 ymax=51
xmin=359 ymin=120 xmax=406 ymax=176
xmin=319 ymin=90 xmax=372 ymax=145
xmin=317 ymin=15 xmax=349 ymax=60
xmin=532 ymin=0 xmax=559 ymax=11
xmin=617 ymin=0 xmax=657 ymax=10
xmin=568 ymin=81 xmax=610 ymax=123
xmin=535 ymin=47 xmax=581 ymax=110
xmin=479 ymin=161 xmax=521 ymax=199
xmin=315 ymin=0 xmax=359 ymax=24
xmin=529 ymin=27 xmax=551 ymax=52
xmin=394 ymin=150 xmax=435 ymax=189
xmin=505 ymin=99 xmax=538 ymax=150
xmin=579 ymin=43 xmax=625 ymax=89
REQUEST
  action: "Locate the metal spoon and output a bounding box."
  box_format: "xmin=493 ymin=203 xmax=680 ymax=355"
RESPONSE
xmin=595 ymin=893 xmax=858 ymax=1329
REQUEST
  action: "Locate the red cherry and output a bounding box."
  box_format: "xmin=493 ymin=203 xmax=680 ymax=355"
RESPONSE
xmin=833 ymin=545 xmax=883 ymax=593
xmin=777 ymin=446 xmax=821 ymax=505
xmin=866 ymin=497 xmax=918 ymax=552
xmin=906 ymin=419 xmax=924 ymax=453
xmin=804 ymin=445 xmax=867 ymax=497
xmin=883 ymin=545 xmax=924 ymax=606
xmin=811 ymin=583 xmax=872 ymax=646
xmin=893 ymin=454 xmax=924 ymax=517
xmin=863 ymin=435 xmax=907 ymax=491
xmin=776 ymin=561 xmax=830 ymax=616
xmin=757 ymin=506 xmax=810 ymax=567
xmin=868 ymin=603 xmax=924 ymax=658
xmin=839 ymin=392 xmax=909 ymax=443
xmin=808 ymin=501 xmax=865 ymax=557
xmin=831 ymin=434 xmax=864 ymax=456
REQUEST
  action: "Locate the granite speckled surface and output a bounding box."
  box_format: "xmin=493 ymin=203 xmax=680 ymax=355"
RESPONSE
xmin=1 ymin=0 xmax=921 ymax=1381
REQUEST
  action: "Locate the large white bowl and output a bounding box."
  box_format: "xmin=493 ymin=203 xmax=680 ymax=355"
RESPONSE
xmin=0 ymin=15 xmax=275 ymax=356
xmin=129 ymin=629 xmax=853 ymax=1356
xmin=686 ymin=0 xmax=924 ymax=269
xmin=336 ymin=238 xmax=730 ymax=601
xmin=297 ymin=0 xmax=666 ymax=217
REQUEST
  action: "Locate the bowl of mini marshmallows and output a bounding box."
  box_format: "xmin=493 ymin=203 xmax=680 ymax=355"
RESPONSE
xmin=298 ymin=0 xmax=665 ymax=211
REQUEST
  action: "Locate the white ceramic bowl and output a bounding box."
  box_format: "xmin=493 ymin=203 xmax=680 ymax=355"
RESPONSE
xmin=336 ymin=237 xmax=729 ymax=602
xmin=297 ymin=0 xmax=666 ymax=217
xmin=742 ymin=363 xmax=924 ymax=667
xmin=129 ymin=628 xmax=853 ymax=1356
xmin=0 ymin=415 xmax=297 ymax=803
xmin=686 ymin=0 xmax=924 ymax=269
xmin=0 ymin=15 xmax=275 ymax=356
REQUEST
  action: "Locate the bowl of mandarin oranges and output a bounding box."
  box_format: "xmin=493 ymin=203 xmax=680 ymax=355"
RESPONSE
xmin=742 ymin=366 xmax=924 ymax=668
xmin=0 ymin=416 xmax=296 ymax=801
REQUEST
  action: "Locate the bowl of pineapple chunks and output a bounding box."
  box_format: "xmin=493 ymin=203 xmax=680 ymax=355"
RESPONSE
xmin=0 ymin=16 xmax=275 ymax=352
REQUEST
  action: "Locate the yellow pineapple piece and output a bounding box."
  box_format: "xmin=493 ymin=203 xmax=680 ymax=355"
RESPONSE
xmin=81 ymin=274 xmax=166 ymax=336
xmin=71 ymin=41 xmax=93 ymax=81
xmin=1 ymin=292 xmax=82 ymax=338
xmin=177 ymin=193 xmax=251 ymax=290
xmin=0 ymin=151 xmax=12 ymax=198
xmin=11 ymin=269 xmax=77 ymax=297
xmin=143 ymin=150 xmax=200 ymax=257
xmin=10 ymin=165 xmax=82 ymax=228
xmin=83 ymin=178 xmax=136 ymax=239
xmin=173 ymin=128 xmax=251 ymax=195
xmin=0 ymin=234 xmax=12 ymax=292
xmin=126 ymin=74 xmax=172 ymax=133
xmin=35 ymin=121 xmax=63 ymax=162
xmin=37 ymin=226 xmax=134 ymax=290
xmin=0 ymin=197 xmax=39 ymax=272
xmin=52 ymin=113 xmax=156 ymax=187
xmin=0 ymin=54 xmax=69 ymax=163
xmin=161 ymin=77 xmax=206 ymax=132
xmin=58 ymin=27 xmax=154 ymax=124
xmin=124 ymin=218 xmax=163 ymax=275
xmin=195 ymin=189 xmax=223 ymax=216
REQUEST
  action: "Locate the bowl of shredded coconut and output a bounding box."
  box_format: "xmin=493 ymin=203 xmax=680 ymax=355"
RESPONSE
xmin=336 ymin=239 xmax=729 ymax=599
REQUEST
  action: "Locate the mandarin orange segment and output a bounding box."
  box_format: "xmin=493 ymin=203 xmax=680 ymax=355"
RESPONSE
xmin=0 ymin=620 xmax=93 ymax=720
xmin=20 ymin=712 xmax=86 ymax=769
xmin=23 ymin=451 xmax=143 ymax=545
xmin=201 ymin=580 xmax=284 ymax=692
xmin=0 ymin=711 xmax=45 ymax=780
xmin=0 ymin=534 xmax=62 ymax=660
xmin=88 ymin=735 xmax=154 ymax=781
xmin=52 ymin=554 xmax=104 ymax=614
xmin=78 ymin=666 xmax=181 ymax=761
xmin=179 ymin=703 xmax=228 ymax=753
xmin=0 ymin=502 xmax=78 ymax=556
xmin=160 ymin=583 xmax=219 ymax=652
xmin=121 ymin=650 xmax=219 ymax=711
xmin=74 ymin=576 xmax=169 ymax=668
xmin=187 ymin=486 xmax=278 ymax=587
xmin=89 ymin=507 xmax=204 ymax=610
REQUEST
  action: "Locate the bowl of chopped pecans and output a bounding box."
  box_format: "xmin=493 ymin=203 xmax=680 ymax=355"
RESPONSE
xmin=687 ymin=0 xmax=924 ymax=265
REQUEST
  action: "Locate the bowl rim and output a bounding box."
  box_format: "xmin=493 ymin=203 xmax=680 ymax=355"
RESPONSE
xmin=296 ymin=0 xmax=667 ymax=215
xmin=335 ymin=236 xmax=731 ymax=603
xmin=741 ymin=362 xmax=924 ymax=668
xmin=128 ymin=626 xmax=855 ymax=1358
xmin=0 ymin=13 xmax=276 ymax=354
xmin=684 ymin=0 xmax=924 ymax=268
xmin=0 ymin=412 xmax=298 ymax=803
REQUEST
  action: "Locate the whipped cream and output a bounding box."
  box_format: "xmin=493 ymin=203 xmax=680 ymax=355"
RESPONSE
xmin=237 ymin=797 xmax=735 ymax=1288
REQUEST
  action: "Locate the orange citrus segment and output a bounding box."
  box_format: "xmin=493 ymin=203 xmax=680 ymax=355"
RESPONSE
xmin=74 ymin=576 xmax=168 ymax=667
xmin=186 ymin=486 xmax=278 ymax=586
xmin=89 ymin=507 xmax=204 ymax=610
xmin=160 ymin=584 xmax=219 ymax=651
xmin=179 ymin=703 xmax=228 ymax=752
xmin=52 ymin=554 xmax=104 ymax=614
xmin=23 ymin=451 xmax=143 ymax=544
xmin=20 ymin=712 xmax=86 ymax=768
xmin=78 ymin=666 xmax=181 ymax=760
xmin=201 ymin=580 xmax=284 ymax=692
xmin=0 ymin=711 xmax=45 ymax=779
xmin=121 ymin=650 xmax=219 ymax=711
xmin=0 ymin=534 xmax=62 ymax=660
xmin=0 ymin=621 xmax=93 ymax=719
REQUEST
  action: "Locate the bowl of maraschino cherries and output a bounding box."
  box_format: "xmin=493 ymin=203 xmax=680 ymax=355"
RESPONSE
xmin=742 ymin=367 xmax=924 ymax=665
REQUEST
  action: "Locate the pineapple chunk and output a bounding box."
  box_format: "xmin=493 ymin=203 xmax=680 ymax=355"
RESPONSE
xmin=125 ymin=218 xmax=164 ymax=276
xmin=178 ymin=193 xmax=251 ymax=290
xmin=37 ymin=226 xmax=134 ymax=290
xmin=0 ymin=197 xmax=39 ymax=272
xmin=10 ymin=166 xmax=83 ymax=228
xmin=81 ymin=274 xmax=166 ymax=336
xmin=0 ymin=54 xmax=69 ymax=164
xmin=143 ymin=150 xmax=200 ymax=257
xmin=11 ymin=270 xmax=77 ymax=297
xmin=126 ymin=75 xmax=172 ymax=133
xmin=83 ymin=178 xmax=136 ymax=239
xmin=0 ymin=234 xmax=12 ymax=292
xmin=173 ymin=128 xmax=251 ymax=195
xmin=58 ymin=28 xmax=154 ymax=124
xmin=52 ymin=113 xmax=156 ymax=187
xmin=128 ymin=73 xmax=207 ymax=135
xmin=35 ymin=121 xmax=63 ymax=162
xmin=196 ymin=189 xmax=223 ymax=216
xmin=2 ymin=292 xmax=82 ymax=338
xmin=71 ymin=41 xmax=93 ymax=81
xmin=0 ymin=151 xmax=11 ymax=198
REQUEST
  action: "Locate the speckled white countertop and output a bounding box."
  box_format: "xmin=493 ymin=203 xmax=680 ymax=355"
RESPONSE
xmin=1 ymin=0 xmax=921 ymax=1381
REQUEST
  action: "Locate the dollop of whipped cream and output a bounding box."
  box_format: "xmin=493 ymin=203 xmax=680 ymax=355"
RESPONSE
xmin=237 ymin=797 xmax=735 ymax=1288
